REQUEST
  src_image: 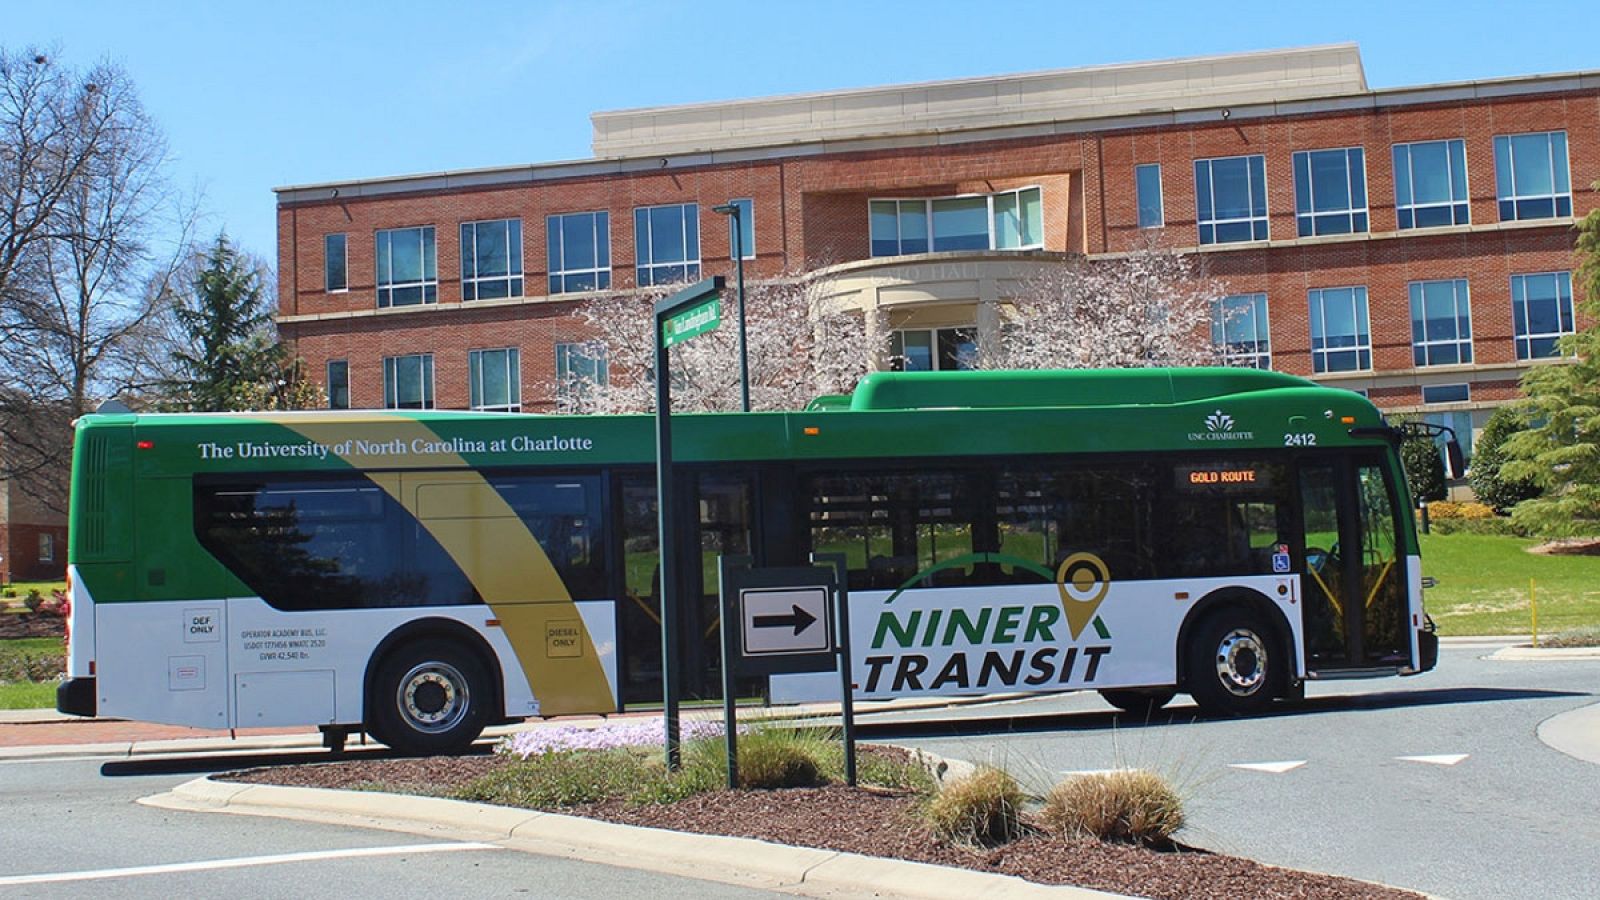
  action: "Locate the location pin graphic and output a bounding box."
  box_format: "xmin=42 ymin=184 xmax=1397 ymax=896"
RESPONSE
xmin=1055 ymin=552 xmax=1110 ymax=640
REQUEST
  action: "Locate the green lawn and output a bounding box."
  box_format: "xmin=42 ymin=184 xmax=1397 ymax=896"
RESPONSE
xmin=0 ymin=680 xmax=56 ymax=709
xmin=0 ymin=636 xmax=64 ymax=710
xmin=2 ymin=579 xmax=67 ymax=613
xmin=1418 ymin=533 xmax=1600 ymax=636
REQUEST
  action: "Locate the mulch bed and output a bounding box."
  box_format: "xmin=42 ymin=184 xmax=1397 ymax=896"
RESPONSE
xmin=225 ymin=753 xmax=1419 ymax=899
xmin=0 ymin=612 xmax=65 ymax=640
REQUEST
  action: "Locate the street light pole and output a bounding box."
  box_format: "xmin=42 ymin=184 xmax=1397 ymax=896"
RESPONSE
xmin=712 ymin=203 xmax=750 ymax=412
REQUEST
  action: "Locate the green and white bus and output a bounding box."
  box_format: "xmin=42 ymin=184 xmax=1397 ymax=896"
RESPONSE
xmin=58 ymin=368 xmax=1444 ymax=753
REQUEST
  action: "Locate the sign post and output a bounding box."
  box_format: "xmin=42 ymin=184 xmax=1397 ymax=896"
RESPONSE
xmin=718 ymin=556 xmax=854 ymax=788
xmin=654 ymin=276 xmax=724 ymax=771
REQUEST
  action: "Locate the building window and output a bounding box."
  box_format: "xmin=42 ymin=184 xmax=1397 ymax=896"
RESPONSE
xmin=460 ymin=219 xmax=523 ymax=301
xmin=869 ymin=188 xmax=1043 ymax=257
xmin=326 ymin=359 xmax=350 ymax=410
xmin=1194 ymin=155 xmax=1268 ymax=244
xmin=1421 ymin=384 xmax=1470 ymax=404
xmin=727 ymin=198 xmax=754 ymax=260
xmin=1511 ymin=271 xmax=1575 ymax=359
xmin=383 ymin=353 xmax=434 ymax=409
xmin=1293 ymin=148 xmax=1367 ymax=237
xmin=1495 ymin=132 xmax=1572 ymax=221
xmin=1211 ymin=293 xmax=1271 ymax=369
xmin=1135 ymin=164 xmax=1164 ymax=229
xmin=1393 ymin=139 xmax=1469 ymax=229
xmin=324 ymin=233 xmax=347 ymax=292
xmin=1410 ymin=279 xmax=1473 ymax=367
xmin=1424 ymin=410 xmax=1474 ymax=460
xmin=547 ymin=211 xmax=611 ymax=295
xmin=38 ymin=532 xmax=54 ymax=563
xmin=555 ymin=342 xmax=609 ymax=409
xmin=634 ymin=203 xmax=700 ymax=287
xmin=468 ymin=347 xmax=520 ymax=412
xmin=375 ymin=226 xmax=437 ymax=308
xmin=889 ymin=328 xmax=976 ymax=371
xmin=1308 ymin=287 xmax=1371 ymax=373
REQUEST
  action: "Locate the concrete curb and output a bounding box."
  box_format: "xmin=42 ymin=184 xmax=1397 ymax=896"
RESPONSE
xmin=1488 ymin=645 xmax=1600 ymax=661
xmin=1538 ymin=702 xmax=1600 ymax=766
xmin=147 ymin=776 xmax=1128 ymax=899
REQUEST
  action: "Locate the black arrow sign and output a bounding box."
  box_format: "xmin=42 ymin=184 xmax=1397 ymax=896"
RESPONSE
xmin=752 ymin=604 xmax=817 ymax=636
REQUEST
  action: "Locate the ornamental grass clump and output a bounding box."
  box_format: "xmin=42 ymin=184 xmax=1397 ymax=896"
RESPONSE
xmin=735 ymin=726 xmax=825 ymax=789
xmin=922 ymin=766 xmax=1026 ymax=846
xmin=1042 ymin=769 xmax=1184 ymax=846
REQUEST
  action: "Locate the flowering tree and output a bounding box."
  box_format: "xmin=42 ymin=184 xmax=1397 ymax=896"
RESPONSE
xmin=978 ymin=236 xmax=1229 ymax=370
xmin=552 ymin=273 xmax=880 ymax=414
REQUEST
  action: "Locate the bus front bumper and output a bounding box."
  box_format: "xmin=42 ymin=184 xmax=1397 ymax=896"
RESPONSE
xmin=1417 ymin=630 xmax=1439 ymax=673
xmin=56 ymin=677 xmax=96 ymax=718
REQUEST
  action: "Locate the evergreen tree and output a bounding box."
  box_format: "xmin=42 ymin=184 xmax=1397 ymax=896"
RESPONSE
xmin=1468 ymin=406 xmax=1541 ymax=513
xmin=1500 ymin=193 xmax=1600 ymax=536
xmin=1400 ymin=429 xmax=1447 ymax=504
xmin=167 ymin=235 xmax=317 ymax=410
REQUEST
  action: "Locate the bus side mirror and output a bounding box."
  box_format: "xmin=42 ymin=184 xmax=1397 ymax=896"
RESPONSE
xmin=1444 ymin=440 xmax=1465 ymax=480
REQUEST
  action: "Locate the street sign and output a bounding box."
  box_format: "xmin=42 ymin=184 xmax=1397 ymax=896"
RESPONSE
xmin=741 ymin=586 xmax=831 ymax=656
xmin=718 ymin=555 xmax=857 ymax=789
xmin=661 ymin=296 xmax=721 ymax=347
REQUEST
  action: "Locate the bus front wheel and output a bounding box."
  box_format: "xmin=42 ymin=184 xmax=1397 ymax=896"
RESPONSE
xmin=1186 ymin=609 xmax=1280 ymax=716
xmin=1099 ymin=688 xmax=1177 ymax=717
xmin=369 ymin=638 xmax=492 ymax=755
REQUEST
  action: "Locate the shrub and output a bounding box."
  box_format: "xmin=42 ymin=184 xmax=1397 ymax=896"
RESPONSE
xmin=22 ymin=590 xmax=44 ymax=614
xmin=1429 ymin=517 xmax=1527 ymax=536
xmin=456 ymin=747 xmax=660 ymax=807
xmin=1041 ymin=769 xmax=1184 ymax=845
xmin=1470 ymin=406 xmax=1541 ymax=513
xmin=1457 ymin=502 xmax=1496 ymax=519
xmin=1427 ymin=501 xmax=1462 ymax=519
xmin=922 ymin=766 xmax=1026 ymax=846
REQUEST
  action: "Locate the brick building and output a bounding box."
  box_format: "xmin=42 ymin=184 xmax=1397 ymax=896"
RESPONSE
xmin=274 ymin=44 xmax=1598 ymax=451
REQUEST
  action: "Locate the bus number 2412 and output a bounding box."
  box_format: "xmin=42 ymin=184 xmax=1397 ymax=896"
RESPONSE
xmin=1283 ymin=432 xmax=1318 ymax=447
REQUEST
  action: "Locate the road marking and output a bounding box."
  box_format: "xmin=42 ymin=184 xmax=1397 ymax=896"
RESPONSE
xmin=1229 ymin=760 xmax=1307 ymax=774
xmin=1397 ymin=753 xmax=1469 ymax=766
xmin=0 ymin=842 xmax=499 ymax=886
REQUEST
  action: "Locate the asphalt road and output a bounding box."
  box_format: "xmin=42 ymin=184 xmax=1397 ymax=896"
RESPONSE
xmin=0 ymin=755 xmax=792 ymax=899
xmin=870 ymin=644 xmax=1600 ymax=900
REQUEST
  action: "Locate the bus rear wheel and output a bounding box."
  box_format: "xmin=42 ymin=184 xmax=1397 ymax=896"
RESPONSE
xmin=1099 ymin=688 xmax=1177 ymax=717
xmin=369 ymin=639 xmax=492 ymax=755
xmin=1186 ymin=609 xmax=1280 ymax=716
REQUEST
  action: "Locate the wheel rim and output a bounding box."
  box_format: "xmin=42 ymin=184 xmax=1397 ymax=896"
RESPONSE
xmin=396 ymin=661 xmax=470 ymax=734
xmin=1214 ymin=628 xmax=1268 ymax=697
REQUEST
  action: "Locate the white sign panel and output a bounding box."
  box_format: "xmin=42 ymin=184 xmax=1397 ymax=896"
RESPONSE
xmin=741 ymin=586 xmax=831 ymax=656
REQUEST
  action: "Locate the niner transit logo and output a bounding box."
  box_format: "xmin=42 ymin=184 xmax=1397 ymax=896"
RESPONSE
xmin=860 ymin=551 xmax=1116 ymax=696
xmin=1188 ymin=408 xmax=1254 ymax=442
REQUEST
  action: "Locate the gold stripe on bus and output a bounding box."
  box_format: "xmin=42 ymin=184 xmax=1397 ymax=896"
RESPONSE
xmin=276 ymin=417 xmax=614 ymax=716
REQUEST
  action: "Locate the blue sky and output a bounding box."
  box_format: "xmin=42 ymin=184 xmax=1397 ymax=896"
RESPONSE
xmin=11 ymin=0 xmax=1593 ymax=266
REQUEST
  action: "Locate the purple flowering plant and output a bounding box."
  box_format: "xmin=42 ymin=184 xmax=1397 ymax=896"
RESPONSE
xmin=497 ymin=718 xmax=738 ymax=759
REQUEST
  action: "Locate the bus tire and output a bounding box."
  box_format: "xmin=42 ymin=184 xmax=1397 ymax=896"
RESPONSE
xmin=1185 ymin=609 xmax=1280 ymax=717
xmin=1099 ymin=688 xmax=1177 ymax=717
xmin=369 ymin=638 xmax=491 ymax=755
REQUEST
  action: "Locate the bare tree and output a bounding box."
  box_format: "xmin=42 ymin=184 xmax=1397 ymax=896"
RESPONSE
xmin=0 ymin=47 xmax=191 ymax=505
xmin=979 ymin=236 xmax=1229 ymax=370
xmin=552 ymin=272 xmax=881 ymax=414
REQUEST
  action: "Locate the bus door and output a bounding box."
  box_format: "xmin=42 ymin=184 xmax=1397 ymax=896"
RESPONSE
xmin=612 ymin=469 xmax=757 ymax=704
xmin=1297 ymin=453 xmax=1409 ymax=672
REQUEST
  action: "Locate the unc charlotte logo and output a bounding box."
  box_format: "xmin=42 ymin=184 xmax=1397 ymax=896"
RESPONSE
xmin=882 ymin=550 xmax=1113 ymax=641
xmin=1191 ymin=409 xmax=1254 ymax=442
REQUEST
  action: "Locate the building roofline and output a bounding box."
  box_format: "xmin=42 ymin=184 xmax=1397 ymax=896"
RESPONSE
xmin=274 ymin=54 xmax=1600 ymax=205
